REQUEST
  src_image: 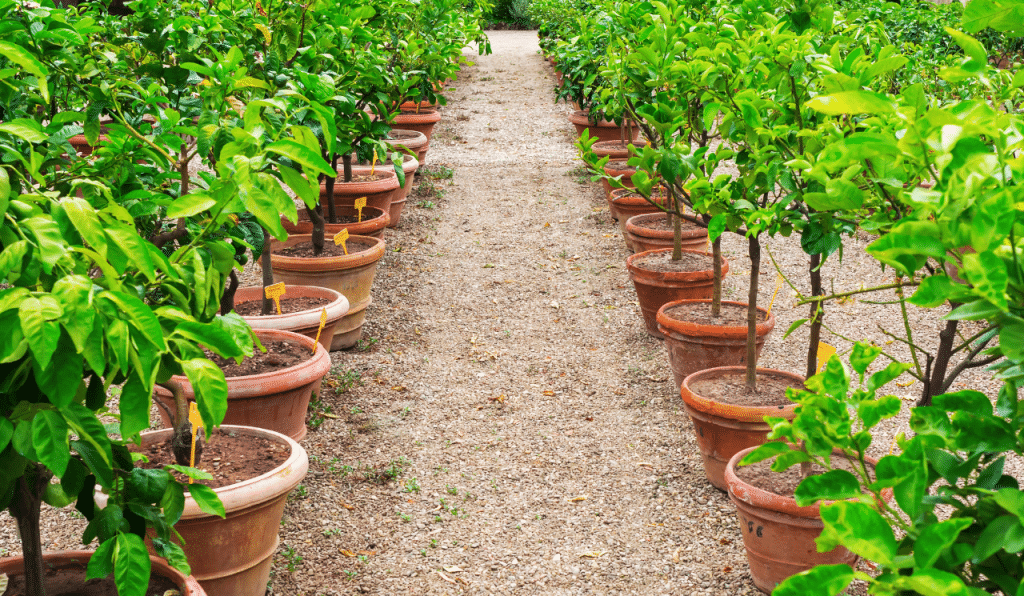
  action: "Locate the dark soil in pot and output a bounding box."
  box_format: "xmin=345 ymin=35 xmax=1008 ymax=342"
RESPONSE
xmin=206 ymin=339 xmax=312 ymax=377
xmin=631 ymin=250 xmax=715 ymax=273
xmin=4 ymin=573 xmax=179 ymax=596
xmin=133 ymin=428 xmax=291 ymax=489
xmin=273 ymin=239 xmax=378 ymax=258
xmin=234 ymin=295 xmax=331 ymax=316
xmin=663 ymin=301 xmax=766 ymax=327
xmin=687 ymin=371 xmax=802 ymax=407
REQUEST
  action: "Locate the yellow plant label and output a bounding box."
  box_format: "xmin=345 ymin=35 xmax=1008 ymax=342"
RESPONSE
xmin=354 ymin=196 xmax=366 ymax=222
xmin=370 ymin=150 xmax=378 ymax=175
xmin=264 ymin=282 xmax=285 ymax=315
xmin=312 ymin=308 xmax=328 ymax=354
xmin=334 ymin=228 xmax=349 ymax=255
xmin=766 ymin=273 xmax=784 ymax=316
xmin=188 ymin=402 xmax=204 ymax=484
xmin=816 ymin=342 xmax=837 ymax=373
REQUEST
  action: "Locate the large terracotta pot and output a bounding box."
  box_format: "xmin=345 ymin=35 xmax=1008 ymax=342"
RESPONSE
xmin=568 ymin=110 xmax=640 ymax=143
xmin=358 ymin=153 xmax=418 ymax=227
xmin=400 ymin=99 xmax=438 ymax=111
xmin=626 ymin=248 xmax=728 ymax=338
xmin=140 ymin=426 xmax=307 ymax=596
xmin=681 ymin=366 xmax=800 ymax=490
xmin=0 ymin=551 xmax=206 ymax=595
xmin=394 ymin=107 xmax=442 ymax=142
xmin=658 ymin=299 xmax=775 ymax=388
xmin=602 ymin=159 xmax=638 ymax=199
xmin=386 ymin=129 xmax=429 ymax=165
xmin=322 ymin=167 xmax=399 ymax=214
xmin=609 ymin=189 xmax=668 ymax=249
xmin=267 ymin=234 xmax=386 ymax=350
xmin=282 ymin=205 xmax=389 ymax=239
xmin=625 ymin=212 xmax=709 ymax=254
xmin=234 ymin=285 xmax=349 ymax=352
xmin=592 ymin=140 xmax=635 ymax=160
xmin=725 ymin=446 xmax=883 ymax=593
xmin=154 ymin=328 xmax=330 ymax=441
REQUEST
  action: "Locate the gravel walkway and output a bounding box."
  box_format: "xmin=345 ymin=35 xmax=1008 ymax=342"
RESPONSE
xmin=0 ymin=30 xmax=1005 ymax=596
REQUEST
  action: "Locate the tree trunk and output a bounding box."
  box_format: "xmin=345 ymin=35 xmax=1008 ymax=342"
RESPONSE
xmin=919 ymin=318 xmax=959 ymax=407
xmin=746 ymin=235 xmax=761 ymax=391
xmin=325 ymin=154 xmax=339 ymax=224
xmin=11 ymin=464 xmax=52 ymax=596
xmin=342 ymin=153 xmax=353 ymax=183
xmin=220 ymin=269 xmax=239 ymax=315
xmin=806 ymin=253 xmax=823 ymax=378
xmin=307 ymin=204 xmax=325 ymax=257
xmin=711 ymin=236 xmax=722 ymax=318
xmin=261 ymin=228 xmax=274 ymax=315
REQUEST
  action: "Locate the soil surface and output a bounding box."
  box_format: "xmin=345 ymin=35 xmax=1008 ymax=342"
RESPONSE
xmin=2 ymin=30 xmax=1011 ymax=596
xmin=274 ymin=238 xmax=377 ymax=258
xmin=735 ymin=456 xmax=869 ymax=498
xmin=664 ymin=301 xmax=766 ymax=327
xmin=688 ymin=372 xmax=801 ymax=407
xmin=209 ymin=339 xmax=310 ymax=377
xmin=4 ymin=573 xmax=179 ymax=596
xmin=234 ymin=295 xmax=331 ymax=316
xmin=135 ymin=429 xmax=290 ymax=489
xmin=389 ymin=130 xmax=424 ymax=140
xmin=631 ymin=214 xmax=702 ymax=232
xmin=633 ymin=250 xmax=714 ymax=273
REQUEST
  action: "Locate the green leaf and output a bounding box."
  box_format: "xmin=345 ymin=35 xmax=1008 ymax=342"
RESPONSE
xmin=910 ymin=275 xmax=961 ymax=308
xmin=279 ymin=166 xmax=318 ymax=209
xmin=858 ymin=395 xmax=902 ymax=428
xmin=160 ymin=481 xmax=185 ymax=526
xmin=962 ymin=0 xmax=1024 ymax=34
xmin=962 ymin=251 xmax=1008 ymax=311
xmin=817 ymin=501 xmax=897 ymax=565
xmin=166 ymin=192 xmax=217 ymax=219
xmin=20 ymin=296 xmax=60 ymax=370
xmin=944 ymin=28 xmax=988 ymax=65
xmin=187 ymin=483 xmax=225 ymax=518
xmin=0 ymin=417 xmax=12 ymax=452
xmin=805 ymin=90 xmax=893 ymax=116
xmin=32 ymin=410 xmax=70 ymax=477
xmin=849 ymin=342 xmax=882 ymax=376
xmin=782 ymin=318 xmax=808 ymax=340
xmin=999 ymin=316 xmax=1024 ymax=361
xmin=173 ymin=321 xmax=244 ymax=359
xmin=915 ymin=518 xmax=973 ymax=569
xmin=794 ymin=470 xmax=861 ymax=507
xmin=181 ymin=359 xmax=228 ymax=433
xmin=996 ymin=488 xmax=1024 ymax=522
xmin=86 ymin=536 xmax=116 ymax=580
xmin=892 ymin=569 xmax=970 ymax=596
xmin=773 ymin=564 xmax=854 ymax=596
xmin=738 ymin=441 xmax=792 ymax=466
xmin=0 ymin=119 xmax=47 ymax=143
xmin=234 ymin=76 xmax=270 ymax=90
xmin=113 ymin=532 xmax=151 ymax=596
xmin=118 ymin=374 xmax=151 ymax=441
xmin=265 ymin=140 xmax=333 ymax=176
xmin=946 ymin=299 xmax=1002 ymax=320
xmin=0 ymin=41 xmax=49 ymax=102
xmin=128 ymin=468 xmax=168 ymax=503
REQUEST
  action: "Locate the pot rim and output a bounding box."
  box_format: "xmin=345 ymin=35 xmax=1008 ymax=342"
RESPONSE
xmin=657 ymin=299 xmax=775 ymax=340
xmin=625 ymin=212 xmax=708 ymax=240
xmin=285 ymin=205 xmax=390 ymax=232
xmin=321 ymin=168 xmax=399 ymax=193
xmin=234 ymin=285 xmax=350 ymax=329
xmin=610 ymin=190 xmax=667 ymax=208
xmin=568 ymin=109 xmax=635 ymax=128
xmin=0 ymin=551 xmax=205 ymax=595
xmin=626 ymin=248 xmax=727 ymax=283
xmin=680 ymin=366 xmax=801 ymax=422
xmin=725 ymin=445 xmax=885 ymax=518
xmin=386 ymin=129 xmax=429 ymax=148
xmin=268 ymin=233 xmax=386 ymax=271
xmin=395 ymin=108 xmax=441 ymax=123
xmin=603 ymin=159 xmax=636 ymax=175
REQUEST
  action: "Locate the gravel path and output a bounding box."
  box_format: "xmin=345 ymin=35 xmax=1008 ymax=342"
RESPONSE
xmin=0 ymin=30 xmax=1005 ymax=596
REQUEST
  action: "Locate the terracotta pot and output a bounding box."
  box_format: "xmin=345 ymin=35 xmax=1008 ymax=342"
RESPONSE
xmin=386 ymin=129 xmax=430 ymax=166
xmin=389 ymin=153 xmax=418 ymax=227
xmin=321 ymin=168 xmax=399 ymax=215
xmin=658 ymin=300 xmax=775 ymax=389
xmin=394 ymin=107 xmax=442 ymax=142
xmin=400 ymin=99 xmax=438 ymax=111
xmin=555 ymin=69 xmax=565 ymax=87
xmin=609 ymin=189 xmax=669 ymax=249
xmin=568 ymin=110 xmax=640 ymax=143
xmin=267 ymin=234 xmax=386 ymax=350
xmin=68 ymin=134 xmax=108 ymax=157
xmin=625 ymin=212 xmax=709 ymax=254
xmin=282 ymin=205 xmax=390 ymax=239
xmin=154 ymin=328 xmax=329 ymax=441
xmin=602 ymin=159 xmax=638 ymax=199
xmin=141 ymin=426 xmax=307 ymax=596
xmin=725 ymin=446 xmax=884 ymax=593
xmin=592 ymin=140 xmax=635 ymax=160
xmin=0 ymin=551 xmax=206 ymax=595
xmin=681 ymin=366 xmax=799 ymax=490
xmin=234 ymin=285 xmax=349 ymax=352
xmin=626 ymin=248 xmax=728 ymax=338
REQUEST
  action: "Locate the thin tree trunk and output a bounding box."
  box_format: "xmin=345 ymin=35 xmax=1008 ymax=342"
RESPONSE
xmin=746 ymin=235 xmax=761 ymax=391
xmin=806 ymin=253 xmax=823 ymax=378
xmin=307 ymin=204 xmax=325 ymax=257
xmin=261 ymin=228 xmax=273 ymax=315
xmin=220 ymin=269 xmax=239 ymax=315
xmin=11 ymin=464 xmax=52 ymax=596
xmin=919 ymin=317 xmax=959 ymax=407
xmin=326 ymin=154 xmax=339 ymax=224
xmin=342 ymin=153 xmax=353 ymax=183
xmin=711 ymin=236 xmax=722 ymax=318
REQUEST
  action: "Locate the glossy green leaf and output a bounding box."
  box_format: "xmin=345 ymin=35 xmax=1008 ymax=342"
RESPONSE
xmin=187 ymin=483 xmax=225 ymax=518
xmin=794 ymin=469 xmax=861 ymax=507
xmin=806 ymin=90 xmax=893 ymax=116
xmin=892 ymin=569 xmax=970 ymax=596
xmin=166 ymin=192 xmax=218 ymax=219
xmin=817 ymin=501 xmax=896 ymax=565
xmin=32 ymin=410 xmax=69 ymax=477
xmin=0 ymin=119 xmax=47 ymax=143
xmin=181 ymin=359 xmax=228 ymax=433
xmin=739 ymin=441 xmax=792 ymax=466
xmin=20 ymin=296 xmax=60 ymax=370
xmin=962 ymin=251 xmax=1008 ymax=311
xmin=118 ymin=374 xmax=151 ymax=441
xmin=915 ymin=518 xmax=973 ymax=569
xmin=849 ymin=342 xmax=882 ymax=376
xmin=113 ymin=532 xmax=151 ymax=596
xmin=265 ymin=140 xmax=333 ymax=177
xmin=86 ymin=536 xmax=116 ymax=580
xmin=910 ymin=276 xmax=958 ymax=308
xmin=773 ymin=564 xmax=854 ymax=596
xmin=0 ymin=41 xmax=49 ymax=102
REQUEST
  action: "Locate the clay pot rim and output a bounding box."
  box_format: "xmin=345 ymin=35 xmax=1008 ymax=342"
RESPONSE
xmin=603 ymin=159 xmax=636 ymax=174
xmin=725 ymin=445 xmax=887 ymax=519
xmin=626 ymin=248 xmax=727 ymax=283
xmin=611 ymin=189 xmax=667 ymax=208
xmin=0 ymin=551 xmax=204 ymax=595
xmin=625 ymin=212 xmax=708 ymax=241
xmin=658 ymin=299 xmax=775 ymax=340
xmin=386 ymin=129 xmax=428 ymax=146
xmin=395 ymin=108 xmax=441 ymax=124
xmin=681 ymin=366 xmax=801 ymax=422
xmin=322 ymin=168 xmax=399 ymax=193
xmin=268 ymin=233 xmax=386 ymax=271
xmin=568 ymin=109 xmax=635 ymax=128
xmin=234 ymin=285 xmax=350 ymax=329
xmin=190 ymin=328 xmax=330 ymax=387
xmin=140 ymin=425 xmax=308 ymax=518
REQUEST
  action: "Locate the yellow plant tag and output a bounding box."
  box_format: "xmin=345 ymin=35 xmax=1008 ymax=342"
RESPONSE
xmin=816 ymin=342 xmax=837 ymax=373
xmin=370 ymin=150 xmax=378 ymax=175
xmin=188 ymin=402 xmax=204 ymax=484
xmin=312 ymin=307 xmax=328 ymax=354
xmin=354 ymin=197 xmax=366 ymax=222
xmin=334 ymin=228 xmax=349 ymax=255
xmin=766 ymin=273 xmax=784 ymax=316
xmin=264 ymin=282 xmax=285 ymax=315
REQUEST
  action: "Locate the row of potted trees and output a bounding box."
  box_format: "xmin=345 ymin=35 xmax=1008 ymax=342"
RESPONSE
xmin=0 ymin=0 xmax=485 ymax=594
xmin=542 ymin=0 xmax=1024 ymax=591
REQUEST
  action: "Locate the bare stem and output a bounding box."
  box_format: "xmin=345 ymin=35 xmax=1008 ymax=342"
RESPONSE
xmin=746 ymin=234 xmax=761 ymax=391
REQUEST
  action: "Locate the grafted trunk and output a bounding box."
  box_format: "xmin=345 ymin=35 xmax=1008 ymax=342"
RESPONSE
xmin=11 ymin=464 xmax=51 ymax=596
xmin=711 ymin=237 xmax=722 ymax=318
xmin=806 ymin=253 xmax=823 ymax=378
xmin=746 ymin=235 xmax=761 ymax=391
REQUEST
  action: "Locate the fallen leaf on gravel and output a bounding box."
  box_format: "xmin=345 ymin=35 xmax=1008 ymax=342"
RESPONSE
xmin=550 ymin=301 xmax=559 ymax=308
xmin=391 ymin=386 xmax=406 ymax=391
xmin=456 ymin=577 xmax=470 ymax=586
xmin=544 ymin=222 xmax=551 ymax=228
xmin=488 ymin=394 xmax=506 ymax=403
xmin=358 ymin=550 xmax=376 ymax=556
xmin=339 ymin=549 xmax=356 ymax=557
xmin=437 ymin=571 xmax=457 ymax=584
xmin=580 ymin=551 xmax=606 ymax=558
xmin=444 ymin=566 xmax=464 ymax=573
xmin=542 ymin=390 xmax=554 ymax=396
xmin=723 ymin=566 xmax=733 ymax=573
xmin=636 ymin=462 xmax=654 ymax=469
xmin=896 ymin=380 xmax=915 ymax=387
xmin=719 ymin=538 xmax=732 ymax=545
xmin=673 ymin=548 xmax=682 ymax=563
xmin=483 ymin=263 xmax=494 ymax=268
xmin=567 ymin=496 xmax=586 ymax=502
xmin=321 ymin=413 xmax=338 ymax=419
xmin=585 ymin=416 xmax=593 ymax=421
xmin=340 ymin=502 xmax=355 ymax=510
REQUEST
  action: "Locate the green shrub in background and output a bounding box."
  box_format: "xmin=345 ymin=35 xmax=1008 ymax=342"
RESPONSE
xmin=470 ymin=0 xmax=536 ymax=28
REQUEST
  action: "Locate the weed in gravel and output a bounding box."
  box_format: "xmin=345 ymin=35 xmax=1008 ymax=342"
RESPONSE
xmin=343 ymin=570 xmax=357 ymax=580
xmin=446 ymin=484 xmax=457 ymax=495
xmin=423 ymin=164 xmax=454 ymax=180
xmin=350 ymin=405 xmax=364 ymax=414
xmin=401 ymin=477 xmax=421 ymax=493
xmin=433 ymin=465 xmax=449 ymax=475
xmin=278 ymin=545 xmax=303 ymax=572
xmin=322 ymin=528 xmax=340 ymax=536
xmin=418 ymin=199 xmax=437 ymax=209
xmin=354 ymin=337 xmax=378 ymax=352
xmin=307 ymin=396 xmax=333 ymax=430
xmin=430 ymin=539 xmax=438 ymax=548
xmin=332 ymin=368 xmax=362 ymax=394
xmin=398 ymin=512 xmax=412 ymax=522
xmin=566 ymin=165 xmax=591 ymax=184
xmin=366 ymin=455 xmax=412 ymax=484
xmin=287 ymin=484 xmax=308 ymax=501
xmin=399 ymin=406 xmax=412 ymax=418
xmin=417 ymin=179 xmax=446 ymax=203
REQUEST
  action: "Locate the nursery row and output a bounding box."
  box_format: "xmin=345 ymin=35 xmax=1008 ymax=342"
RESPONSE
xmin=539 ymin=0 xmax=1024 ymax=593
xmin=0 ymin=0 xmax=487 ymax=594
